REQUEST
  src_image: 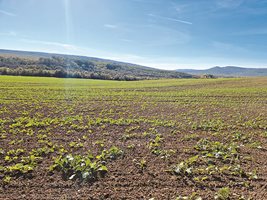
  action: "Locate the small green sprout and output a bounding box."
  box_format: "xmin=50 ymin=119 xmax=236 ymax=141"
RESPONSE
xmin=215 ymin=187 xmax=231 ymax=200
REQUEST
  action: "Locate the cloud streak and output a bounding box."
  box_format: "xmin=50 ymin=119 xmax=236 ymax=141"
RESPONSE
xmin=104 ymin=24 xmax=118 ymax=29
xmin=0 ymin=9 xmax=16 ymax=17
xmin=0 ymin=31 xmax=17 ymax=37
xmin=20 ymin=39 xmax=80 ymax=51
xmin=19 ymin=38 xmax=154 ymax=67
xmin=120 ymin=38 xmax=133 ymax=43
xmin=148 ymin=14 xmax=192 ymax=25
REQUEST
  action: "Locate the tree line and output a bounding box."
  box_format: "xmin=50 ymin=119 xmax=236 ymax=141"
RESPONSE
xmin=0 ymin=55 xmax=192 ymax=80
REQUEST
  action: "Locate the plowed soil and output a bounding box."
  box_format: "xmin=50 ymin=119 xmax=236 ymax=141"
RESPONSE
xmin=0 ymin=76 xmax=266 ymax=199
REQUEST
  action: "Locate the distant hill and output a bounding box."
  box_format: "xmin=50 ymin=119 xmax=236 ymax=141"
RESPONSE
xmin=0 ymin=49 xmax=193 ymax=80
xmin=176 ymin=66 xmax=267 ymax=77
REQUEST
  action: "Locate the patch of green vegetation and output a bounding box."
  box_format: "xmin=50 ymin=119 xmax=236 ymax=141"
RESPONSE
xmin=49 ymin=153 xmax=107 ymax=182
xmin=49 ymin=145 xmax=123 ymax=182
xmin=0 ymin=76 xmax=266 ymax=199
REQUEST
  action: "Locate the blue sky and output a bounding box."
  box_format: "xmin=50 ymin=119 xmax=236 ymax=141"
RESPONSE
xmin=0 ymin=0 xmax=267 ymax=69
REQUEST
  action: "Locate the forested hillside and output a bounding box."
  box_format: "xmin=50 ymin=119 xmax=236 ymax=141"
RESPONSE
xmin=0 ymin=50 xmax=193 ymax=80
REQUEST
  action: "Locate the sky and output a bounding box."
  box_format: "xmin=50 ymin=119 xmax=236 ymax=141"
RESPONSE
xmin=0 ymin=0 xmax=267 ymax=70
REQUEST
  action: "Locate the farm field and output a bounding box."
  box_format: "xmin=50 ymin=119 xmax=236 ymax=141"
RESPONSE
xmin=0 ymin=76 xmax=267 ymax=199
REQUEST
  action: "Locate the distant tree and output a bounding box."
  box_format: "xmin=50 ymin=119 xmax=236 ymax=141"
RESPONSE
xmin=106 ymin=63 xmax=121 ymax=70
xmin=0 ymin=67 xmax=8 ymax=75
xmin=55 ymin=69 xmax=68 ymax=78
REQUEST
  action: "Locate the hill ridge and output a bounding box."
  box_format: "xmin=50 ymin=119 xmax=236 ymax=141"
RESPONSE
xmin=176 ymin=66 xmax=267 ymax=77
xmin=0 ymin=49 xmax=193 ymax=80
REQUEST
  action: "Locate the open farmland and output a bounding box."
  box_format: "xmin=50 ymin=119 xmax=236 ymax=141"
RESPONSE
xmin=0 ymin=76 xmax=266 ymax=199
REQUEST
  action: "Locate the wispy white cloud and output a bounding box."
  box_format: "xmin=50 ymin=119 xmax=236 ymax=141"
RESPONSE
xmin=9 ymin=31 xmax=17 ymax=36
xmin=120 ymin=38 xmax=133 ymax=43
xmin=0 ymin=31 xmax=17 ymax=37
xmin=104 ymin=24 xmax=118 ymax=29
xmin=19 ymin=38 xmax=146 ymax=63
xmin=20 ymin=39 xmax=81 ymax=51
xmin=148 ymin=13 xmax=192 ymax=25
xmin=105 ymin=54 xmax=145 ymax=62
xmin=0 ymin=9 xmax=16 ymax=17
